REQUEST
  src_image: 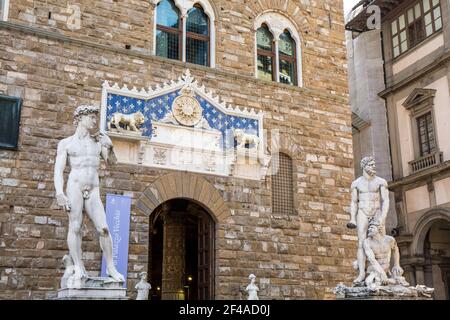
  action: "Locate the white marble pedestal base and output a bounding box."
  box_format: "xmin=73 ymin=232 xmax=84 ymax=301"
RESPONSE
xmin=333 ymin=283 xmax=434 ymax=300
xmin=57 ymin=277 xmax=128 ymax=300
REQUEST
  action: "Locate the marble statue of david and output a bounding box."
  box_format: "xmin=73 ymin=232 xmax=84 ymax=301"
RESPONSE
xmin=54 ymin=105 xmax=124 ymax=282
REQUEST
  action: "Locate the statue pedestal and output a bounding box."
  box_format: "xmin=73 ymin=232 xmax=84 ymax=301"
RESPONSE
xmin=57 ymin=277 xmax=128 ymax=300
xmin=333 ymin=284 xmax=434 ymax=300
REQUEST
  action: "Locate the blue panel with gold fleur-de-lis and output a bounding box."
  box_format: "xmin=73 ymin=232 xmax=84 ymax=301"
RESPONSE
xmin=106 ymin=90 xmax=259 ymax=150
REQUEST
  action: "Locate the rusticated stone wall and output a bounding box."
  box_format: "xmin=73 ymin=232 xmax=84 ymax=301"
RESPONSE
xmin=0 ymin=0 xmax=356 ymax=300
xmin=5 ymin=0 xmax=348 ymax=93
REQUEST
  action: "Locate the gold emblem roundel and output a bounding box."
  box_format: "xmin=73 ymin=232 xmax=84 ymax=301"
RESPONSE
xmin=172 ymin=95 xmax=202 ymax=126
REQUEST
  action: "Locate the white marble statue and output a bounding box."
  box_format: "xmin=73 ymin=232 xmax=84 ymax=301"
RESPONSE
xmin=108 ymin=111 xmax=145 ymax=132
xmin=363 ymin=222 xmax=409 ymax=289
xmin=234 ymin=129 xmax=259 ymax=151
xmin=135 ymin=272 xmax=151 ymax=300
xmin=334 ymin=156 xmax=435 ymax=299
xmin=347 ymin=156 xmax=389 ymax=284
xmin=62 ymin=254 xmax=75 ymax=280
xmin=54 ymin=105 xmax=124 ymax=282
xmin=246 ymin=274 xmax=259 ymax=300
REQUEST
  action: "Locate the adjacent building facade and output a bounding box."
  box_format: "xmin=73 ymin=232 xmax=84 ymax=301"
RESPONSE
xmin=0 ymin=1 xmax=355 ymax=299
xmin=347 ymin=0 xmax=450 ymax=299
xmin=346 ymin=26 xmax=398 ymax=233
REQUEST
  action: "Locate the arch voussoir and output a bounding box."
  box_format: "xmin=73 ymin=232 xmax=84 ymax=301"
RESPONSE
xmin=137 ymin=172 xmax=231 ymax=222
xmin=411 ymin=209 xmax=450 ymax=256
xmin=136 ymin=197 xmax=154 ymax=216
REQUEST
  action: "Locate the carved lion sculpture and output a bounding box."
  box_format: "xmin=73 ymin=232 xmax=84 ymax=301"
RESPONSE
xmin=108 ymin=111 xmax=145 ymax=132
xmin=234 ymin=129 xmax=259 ymax=150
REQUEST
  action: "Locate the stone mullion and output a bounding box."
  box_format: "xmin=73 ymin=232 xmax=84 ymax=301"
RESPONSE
xmin=274 ymin=39 xmax=280 ymax=82
xmin=182 ymin=15 xmax=187 ymax=63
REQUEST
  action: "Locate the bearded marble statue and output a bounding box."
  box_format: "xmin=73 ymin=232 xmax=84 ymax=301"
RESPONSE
xmin=334 ymin=156 xmax=434 ymax=299
xmin=347 ymin=156 xmax=389 ymax=284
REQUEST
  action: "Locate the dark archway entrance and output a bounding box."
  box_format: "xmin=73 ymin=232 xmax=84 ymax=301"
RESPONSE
xmin=422 ymin=220 xmax=450 ymax=300
xmin=148 ymin=199 xmax=215 ymax=300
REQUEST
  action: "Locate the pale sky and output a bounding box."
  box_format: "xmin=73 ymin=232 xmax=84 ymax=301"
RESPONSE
xmin=344 ymin=0 xmax=360 ymax=13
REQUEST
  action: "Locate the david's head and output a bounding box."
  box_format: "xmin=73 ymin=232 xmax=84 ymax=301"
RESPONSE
xmin=361 ymin=156 xmax=376 ymax=177
xmin=74 ymin=105 xmax=99 ymax=131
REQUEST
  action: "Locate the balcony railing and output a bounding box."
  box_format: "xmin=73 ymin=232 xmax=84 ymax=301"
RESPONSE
xmin=409 ymin=151 xmax=444 ymax=174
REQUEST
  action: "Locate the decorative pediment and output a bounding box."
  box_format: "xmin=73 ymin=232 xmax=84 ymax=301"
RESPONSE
xmin=403 ymin=88 xmax=436 ymax=111
xmin=101 ymin=69 xmax=264 ymax=149
xmin=100 ymin=70 xmax=269 ymax=180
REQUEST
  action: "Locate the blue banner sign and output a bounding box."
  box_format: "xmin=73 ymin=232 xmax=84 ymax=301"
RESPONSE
xmin=101 ymin=194 xmax=131 ymax=287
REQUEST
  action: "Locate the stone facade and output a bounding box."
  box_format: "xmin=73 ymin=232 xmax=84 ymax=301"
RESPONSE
xmin=0 ymin=0 xmax=355 ymax=299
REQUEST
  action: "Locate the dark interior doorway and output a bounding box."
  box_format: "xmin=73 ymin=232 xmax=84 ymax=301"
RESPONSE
xmin=149 ymin=199 xmax=215 ymax=300
xmin=422 ymin=219 xmax=450 ymax=300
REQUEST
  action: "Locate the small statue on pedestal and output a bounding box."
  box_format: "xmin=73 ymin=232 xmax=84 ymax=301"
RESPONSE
xmin=246 ymin=274 xmax=259 ymax=300
xmin=135 ymin=272 xmax=151 ymax=300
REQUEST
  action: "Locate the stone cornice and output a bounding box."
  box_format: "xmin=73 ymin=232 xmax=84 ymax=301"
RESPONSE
xmin=395 ymin=234 xmax=413 ymax=245
xmin=379 ymin=51 xmax=450 ymax=99
xmin=388 ymin=160 xmax=450 ymax=190
xmin=0 ymin=21 xmax=348 ymax=105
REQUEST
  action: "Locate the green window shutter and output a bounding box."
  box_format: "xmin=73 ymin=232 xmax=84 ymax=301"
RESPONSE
xmin=0 ymin=95 xmax=22 ymax=150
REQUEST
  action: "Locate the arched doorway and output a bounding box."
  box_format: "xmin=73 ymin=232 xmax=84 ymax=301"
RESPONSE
xmin=422 ymin=220 xmax=450 ymax=300
xmin=148 ymin=199 xmax=215 ymax=300
xmin=136 ymin=172 xmax=231 ymax=300
xmin=412 ymin=211 xmax=450 ymax=300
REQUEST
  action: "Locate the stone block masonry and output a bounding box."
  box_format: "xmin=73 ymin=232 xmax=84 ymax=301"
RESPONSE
xmin=0 ymin=0 xmax=355 ymax=300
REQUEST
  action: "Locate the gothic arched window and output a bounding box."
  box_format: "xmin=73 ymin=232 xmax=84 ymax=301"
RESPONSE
xmin=154 ymin=0 xmax=214 ymax=67
xmin=254 ymin=11 xmax=302 ymax=86
xmin=271 ymin=153 xmax=294 ymax=215
xmin=279 ymin=30 xmax=297 ymax=86
xmin=156 ymin=0 xmax=182 ymax=60
xmin=186 ymin=5 xmax=209 ymax=66
xmin=256 ymin=24 xmax=276 ymax=81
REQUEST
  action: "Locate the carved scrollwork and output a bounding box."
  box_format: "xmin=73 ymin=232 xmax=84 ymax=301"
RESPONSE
xmin=153 ymin=148 xmax=167 ymax=165
xmin=204 ymin=154 xmax=216 ymax=172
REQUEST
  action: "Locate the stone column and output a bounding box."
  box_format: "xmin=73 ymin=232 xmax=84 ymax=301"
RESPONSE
xmin=404 ymin=265 xmax=416 ymax=286
xmin=415 ymin=265 xmax=425 ymax=285
xmin=161 ymin=212 xmax=186 ymax=300
xmin=431 ymin=263 xmax=446 ymax=300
